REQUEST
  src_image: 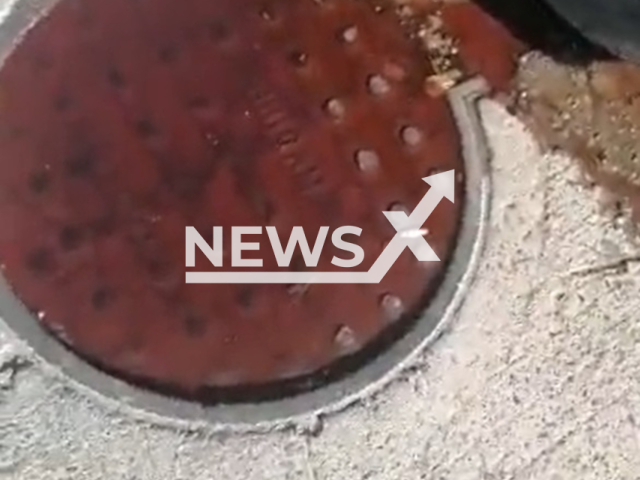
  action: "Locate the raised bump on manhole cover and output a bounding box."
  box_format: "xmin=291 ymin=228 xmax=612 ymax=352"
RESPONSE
xmin=0 ymin=0 xmax=470 ymax=407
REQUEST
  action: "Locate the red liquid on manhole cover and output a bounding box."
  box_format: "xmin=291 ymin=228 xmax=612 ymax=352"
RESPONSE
xmin=0 ymin=0 xmax=464 ymax=400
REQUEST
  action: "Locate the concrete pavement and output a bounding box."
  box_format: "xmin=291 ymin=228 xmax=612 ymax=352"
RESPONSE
xmin=0 ymin=98 xmax=639 ymax=479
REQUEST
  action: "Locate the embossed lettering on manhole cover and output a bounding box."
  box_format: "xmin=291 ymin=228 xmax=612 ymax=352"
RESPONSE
xmin=0 ymin=0 xmax=464 ymax=401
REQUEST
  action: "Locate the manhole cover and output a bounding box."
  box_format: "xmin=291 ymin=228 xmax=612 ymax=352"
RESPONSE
xmin=0 ymin=0 xmax=475 ymax=413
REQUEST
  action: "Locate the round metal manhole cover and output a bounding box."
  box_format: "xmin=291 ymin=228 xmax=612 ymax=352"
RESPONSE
xmin=0 ymin=0 xmax=482 ymax=418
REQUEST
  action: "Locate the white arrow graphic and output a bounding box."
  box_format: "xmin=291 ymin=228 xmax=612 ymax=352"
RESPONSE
xmin=186 ymin=170 xmax=455 ymax=284
xmin=367 ymin=169 xmax=455 ymax=283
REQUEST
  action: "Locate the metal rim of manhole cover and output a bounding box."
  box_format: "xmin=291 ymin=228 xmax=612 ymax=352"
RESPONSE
xmin=0 ymin=0 xmax=489 ymax=425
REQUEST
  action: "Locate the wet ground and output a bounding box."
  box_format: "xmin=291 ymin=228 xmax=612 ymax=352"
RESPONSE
xmin=403 ymin=0 xmax=640 ymax=222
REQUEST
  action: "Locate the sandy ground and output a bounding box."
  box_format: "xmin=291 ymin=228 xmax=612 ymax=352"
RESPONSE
xmin=0 ymin=98 xmax=638 ymax=479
